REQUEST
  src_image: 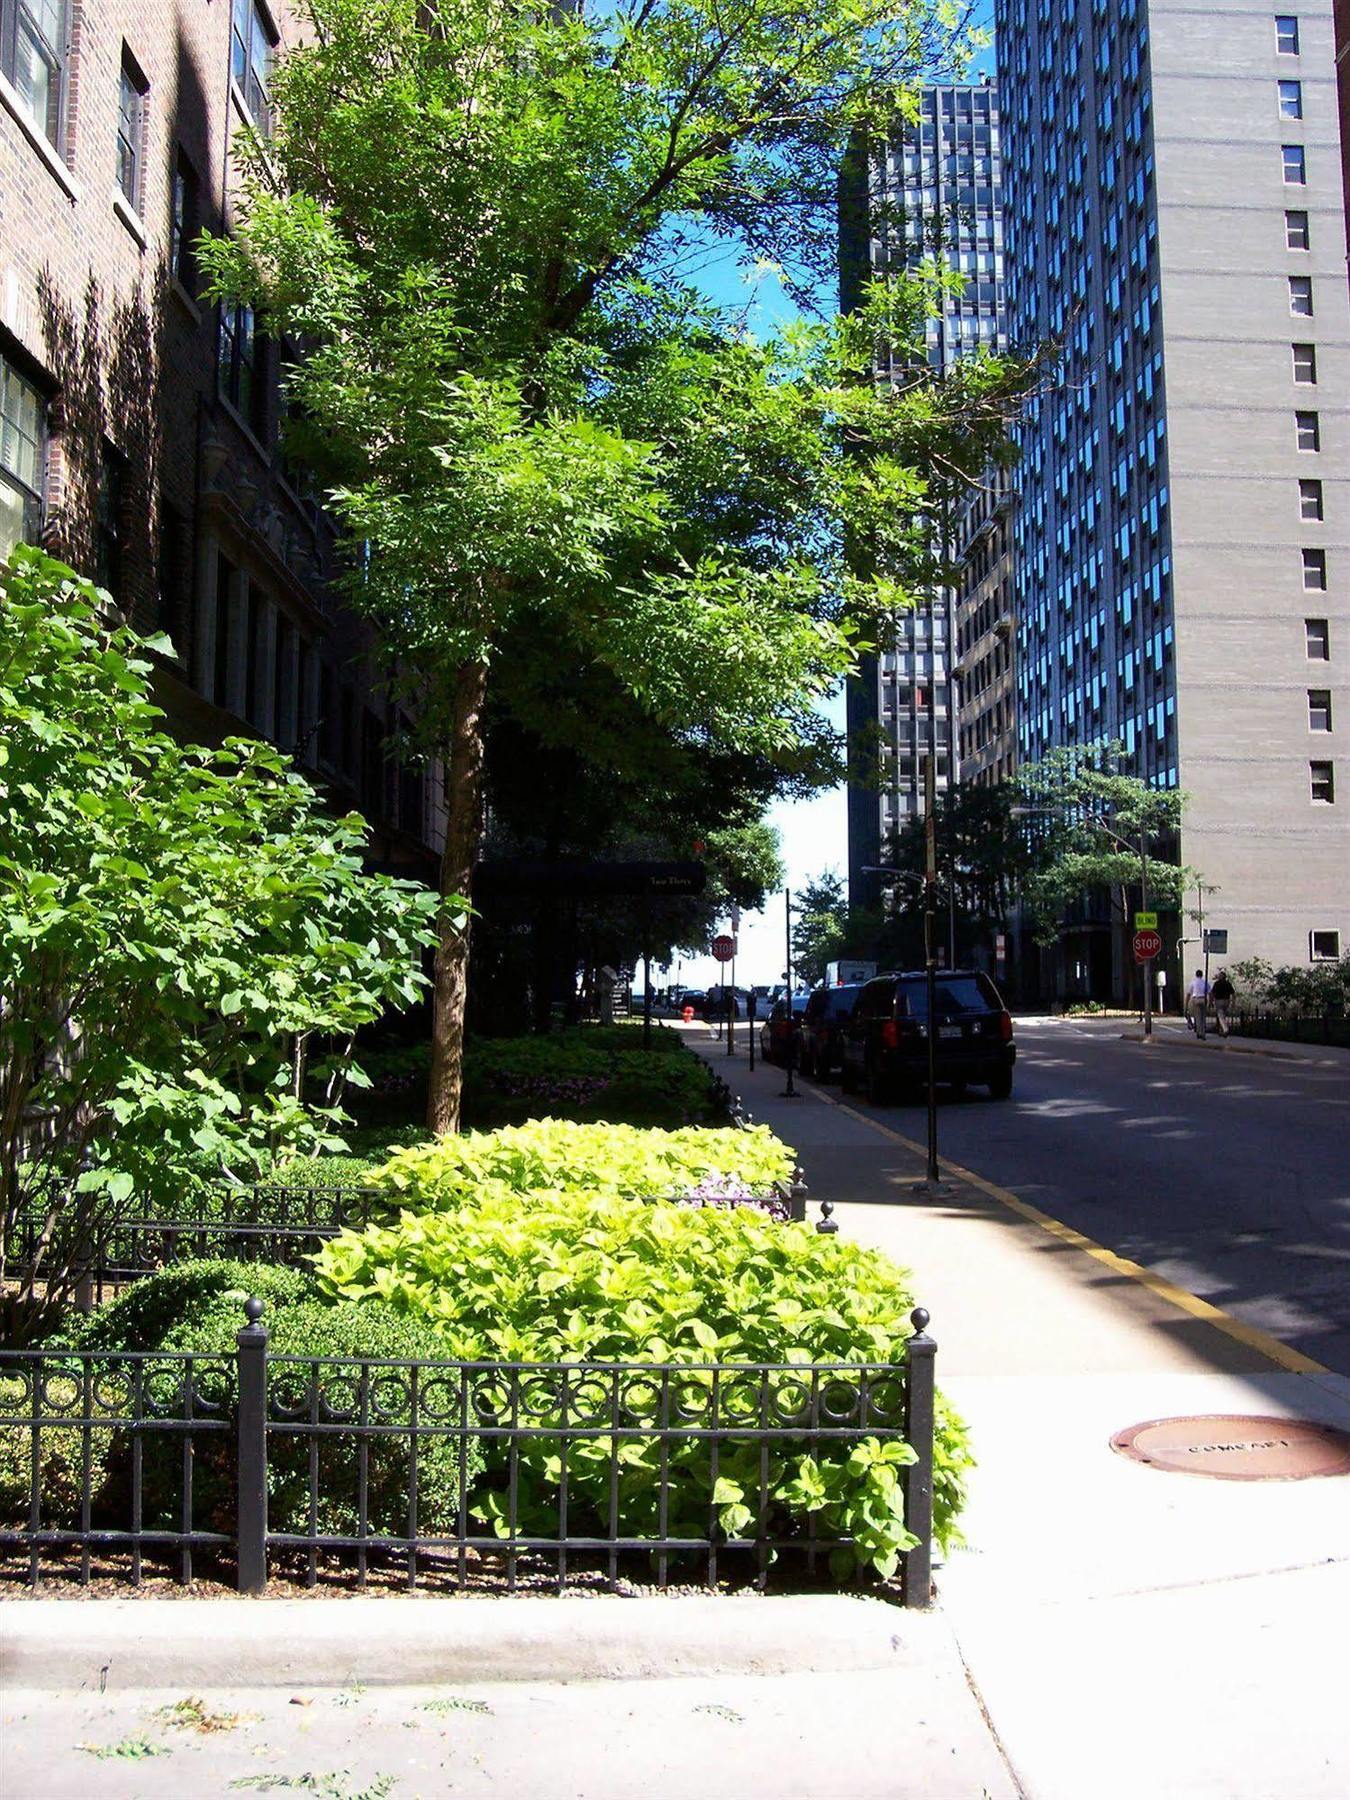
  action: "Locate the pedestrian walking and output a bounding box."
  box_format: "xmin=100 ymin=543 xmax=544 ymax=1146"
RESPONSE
xmin=1186 ymin=968 xmax=1210 ymax=1039
xmin=1211 ymin=969 xmax=1235 ymax=1037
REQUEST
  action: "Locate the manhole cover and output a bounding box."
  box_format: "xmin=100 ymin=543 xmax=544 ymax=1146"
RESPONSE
xmin=1110 ymin=1414 xmax=1350 ymax=1481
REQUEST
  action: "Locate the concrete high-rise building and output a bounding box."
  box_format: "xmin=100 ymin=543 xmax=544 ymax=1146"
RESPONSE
xmin=997 ymin=0 xmax=1349 ymax=978
xmin=839 ymin=81 xmax=1009 ymax=908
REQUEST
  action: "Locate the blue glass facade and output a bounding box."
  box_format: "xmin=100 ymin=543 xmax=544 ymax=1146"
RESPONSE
xmin=997 ymin=0 xmax=1179 ymax=786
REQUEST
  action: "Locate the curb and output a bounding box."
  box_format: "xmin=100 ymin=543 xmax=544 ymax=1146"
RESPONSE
xmin=1115 ymin=1032 xmax=1337 ymax=1064
xmin=0 ymin=1593 xmax=935 ymax=1691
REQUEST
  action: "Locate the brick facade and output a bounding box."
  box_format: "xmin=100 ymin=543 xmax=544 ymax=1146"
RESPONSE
xmin=0 ymin=0 xmax=443 ymax=873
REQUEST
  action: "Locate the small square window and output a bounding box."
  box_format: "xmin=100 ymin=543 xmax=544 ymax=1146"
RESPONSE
xmin=1308 ymin=688 xmax=1333 ymax=731
xmin=1278 ymin=79 xmax=1303 ymax=117
xmin=1282 ymin=144 xmax=1306 ymax=184
xmin=1295 ymin=410 xmax=1320 ymax=452
xmin=1300 ymin=479 xmax=1324 ymax=520
xmin=1310 ymin=761 xmax=1335 ymax=803
xmin=1285 ymin=209 xmax=1310 ymax=249
xmin=117 ymin=51 xmax=148 ymax=212
xmin=1276 ymin=15 xmax=1300 ymax=52
xmin=1292 ymin=343 xmax=1317 ymax=383
xmin=1311 ymin=931 xmax=1341 ymax=961
xmin=1305 ymin=618 xmax=1330 ymax=660
xmin=1289 ymin=276 xmax=1314 ymax=316
xmin=1302 ymin=549 xmax=1328 ymax=591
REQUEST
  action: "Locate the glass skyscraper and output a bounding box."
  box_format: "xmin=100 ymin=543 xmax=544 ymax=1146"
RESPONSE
xmin=840 ymin=81 xmax=1009 ymax=908
xmin=996 ymin=0 xmax=1348 ymax=973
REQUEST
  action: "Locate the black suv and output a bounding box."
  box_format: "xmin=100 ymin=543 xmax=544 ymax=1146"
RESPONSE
xmin=799 ymin=984 xmax=866 ymax=1079
xmin=839 ymin=971 xmax=1015 ymax=1104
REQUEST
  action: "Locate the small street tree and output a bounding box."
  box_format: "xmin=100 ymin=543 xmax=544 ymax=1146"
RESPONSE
xmin=202 ymin=0 xmax=1035 ymax=1133
xmin=0 ymin=549 xmax=440 ymax=1335
xmin=790 ymin=872 xmax=853 ymax=987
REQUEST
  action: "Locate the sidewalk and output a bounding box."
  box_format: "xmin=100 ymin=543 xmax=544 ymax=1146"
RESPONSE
xmin=697 ymin=1025 xmax=1350 ymax=1799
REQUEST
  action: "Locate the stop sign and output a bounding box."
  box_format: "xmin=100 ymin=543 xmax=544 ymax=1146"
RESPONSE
xmin=712 ymin=934 xmax=736 ymax=963
xmin=1133 ymin=929 xmax=1162 ymax=963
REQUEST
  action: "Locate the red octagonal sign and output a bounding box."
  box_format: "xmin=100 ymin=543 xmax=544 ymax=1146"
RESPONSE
xmin=712 ymin=934 xmax=736 ymax=963
xmin=1133 ymin=929 xmax=1162 ymax=963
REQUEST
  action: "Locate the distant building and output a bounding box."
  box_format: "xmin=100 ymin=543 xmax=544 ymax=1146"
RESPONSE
xmin=954 ymin=466 xmax=1018 ymax=788
xmin=0 ymin=0 xmax=442 ymax=873
xmin=839 ymin=81 xmax=1010 ymax=909
xmin=997 ymin=0 xmax=1349 ymax=981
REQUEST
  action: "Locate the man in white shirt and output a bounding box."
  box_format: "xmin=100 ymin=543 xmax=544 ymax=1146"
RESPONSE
xmin=1186 ymin=969 xmax=1210 ymax=1039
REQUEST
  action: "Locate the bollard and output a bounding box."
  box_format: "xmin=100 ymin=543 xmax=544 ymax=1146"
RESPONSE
xmin=235 ymin=1296 xmax=270 ymax=1594
xmin=901 ymin=1307 xmax=936 ymax=1609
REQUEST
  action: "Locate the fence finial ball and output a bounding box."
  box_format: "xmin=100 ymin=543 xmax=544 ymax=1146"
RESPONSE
xmin=910 ymin=1307 xmax=931 ymax=1335
xmin=244 ymin=1295 xmax=266 ymax=1325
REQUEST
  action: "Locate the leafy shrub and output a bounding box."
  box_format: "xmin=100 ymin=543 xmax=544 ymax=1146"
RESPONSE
xmin=462 ymin=1026 xmax=723 ymax=1129
xmin=368 ymin=1118 xmax=794 ymax=1215
xmin=317 ymin=1197 xmax=971 ymax=1576
xmin=60 ymin=1263 xmax=483 ymax=1542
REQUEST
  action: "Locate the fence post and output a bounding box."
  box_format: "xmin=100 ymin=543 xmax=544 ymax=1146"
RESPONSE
xmin=788 ymin=1167 xmax=808 ymax=1223
xmin=236 ymin=1296 xmax=269 ymax=1595
xmin=901 ymin=1306 xmax=936 ymax=1609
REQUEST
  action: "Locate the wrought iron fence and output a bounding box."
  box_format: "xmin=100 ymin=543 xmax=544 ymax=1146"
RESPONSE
xmin=5 ymin=1172 xmax=829 ymax=1302
xmin=1230 ymin=1010 xmax=1350 ymax=1050
xmin=0 ymin=1300 xmax=936 ymax=1606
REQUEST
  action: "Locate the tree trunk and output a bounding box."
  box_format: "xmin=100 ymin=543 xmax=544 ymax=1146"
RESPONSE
xmin=427 ymin=658 xmax=489 ymax=1135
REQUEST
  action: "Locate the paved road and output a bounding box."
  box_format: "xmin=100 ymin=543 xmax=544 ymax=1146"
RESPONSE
xmin=814 ymin=1017 xmax=1350 ymax=1374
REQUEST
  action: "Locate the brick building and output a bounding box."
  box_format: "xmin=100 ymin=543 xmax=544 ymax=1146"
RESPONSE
xmin=0 ymin=0 xmax=442 ymax=872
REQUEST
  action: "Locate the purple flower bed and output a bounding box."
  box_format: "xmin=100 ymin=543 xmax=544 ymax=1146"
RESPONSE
xmin=669 ymin=1175 xmax=790 ymax=1221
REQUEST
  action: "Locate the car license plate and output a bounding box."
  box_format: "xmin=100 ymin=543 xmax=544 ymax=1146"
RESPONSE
xmin=938 ymin=1026 xmax=962 ymax=1039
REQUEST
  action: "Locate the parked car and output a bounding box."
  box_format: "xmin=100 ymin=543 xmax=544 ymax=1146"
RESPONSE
xmin=705 ymin=985 xmax=752 ymax=1019
xmin=799 ymin=983 xmax=866 ymax=1080
xmin=839 ymin=971 xmax=1015 ymax=1104
xmin=759 ymin=993 xmax=809 ymax=1064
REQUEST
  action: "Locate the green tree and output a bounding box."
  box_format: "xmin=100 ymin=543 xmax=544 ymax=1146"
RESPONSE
xmin=1015 ymin=743 xmax=1191 ymax=945
xmin=885 ymin=782 xmax=1030 ymax=958
xmin=790 ymin=871 xmax=852 ymax=987
xmin=201 ymin=0 xmax=1033 ymax=1131
xmin=0 ymin=549 xmax=440 ymax=1334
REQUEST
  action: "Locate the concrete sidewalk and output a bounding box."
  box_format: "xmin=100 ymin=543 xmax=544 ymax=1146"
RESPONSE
xmin=699 ymin=1025 xmax=1350 ymax=1799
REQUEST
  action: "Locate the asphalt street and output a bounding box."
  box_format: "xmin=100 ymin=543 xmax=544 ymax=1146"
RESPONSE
xmin=818 ymin=1016 xmax=1350 ymax=1375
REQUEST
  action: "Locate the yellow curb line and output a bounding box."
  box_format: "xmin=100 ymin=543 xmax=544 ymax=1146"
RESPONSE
xmin=801 ymin=1081 xmax=1331 ymax=1378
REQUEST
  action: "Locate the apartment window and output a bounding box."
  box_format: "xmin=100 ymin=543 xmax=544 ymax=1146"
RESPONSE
xmin=0 ymin=353 xmax=45 ymax=557
xmin=1277 ymin=79 xmax=1303 ymax=118
xmin=1289 ymin=276 xmax=1314 ymax=316
xmin=1308 ymin=688 xmax=1332 ymax=731
xmin=219 ymin=299 xmax=267 ymax=435
xmin=1295 ymin=410 xmax=1320 ymax=451
xmin=1292 ymin=343 xmax=1317 ymax=383
xmin=230 ymin=0 xmax=273 ymax=133
xmin=1311 ymin=931 xmax=1341 ymax=961
xmin=213 ymin=551 xmax=235 ymax=706
xmin=242 ymin=582 xmax=263 ymax=725
xmin=0 ymin=0 xmax=68 ymax=148
xmin=1305 ymin=618 xmax=1329 ymax=660
xmin=1285 ymin=209 xmax=1310 ymax=250
xmin=116 ymin=50 xmax=148 ymax=211
xmin=171 ymin=151 xmax=200 ymax=293
xmin=1302 ymin=549 xmax=1327 ymax=591
xmin=1310 ymin=761 xmax=1334 ymax=803
xmin=1275 ymin=15 xmax=1300 ymax=53
xmin=1282 ymin=144 xmax=1306 ymax=184
xmin=93 ymin=445 xmax=124 ymax=598
xmin=1299 ymin=478 xmax=1324 ymax=519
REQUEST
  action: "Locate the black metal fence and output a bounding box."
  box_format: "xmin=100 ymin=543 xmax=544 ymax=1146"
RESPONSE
xmin=5 ymin=1169 xmax=830 ymax=1303
xmin=1230 ymin=1010 xmax=1350 ymax=1050
xmin=0 ymin=1300 xmax=936 ymax=1606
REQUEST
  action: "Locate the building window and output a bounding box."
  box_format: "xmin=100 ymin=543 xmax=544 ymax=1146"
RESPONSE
xmin=171 ymin=151 xmax=200 ymax=294
xmin=0 ymin=0 xmax=68 ymax=148
xmin=1305 ymin=618 xmax=1329 ymax=660
xmin=1308 ymin=688 xmax=1332 ymax=731
xmin=1275 ymin=15 xmax=1300 ymax=53
xmin=1302 ymin=549 xmax=1327 ymax=591
xmin=1310 ymin=761 xmax=1334 ymax=803
xmin=95 ymin=444 xmax=124 ymax=599
xmin=230 ymin=0 xmax=273 ymax=134
xmin=0 ymin=352 xmax=45 ymax=557
xmin=1289 ymin=276 xmax=1314 ymax=316
xmin=116 ymin=49 xmax=148 ymax=211
xmin=1292 ymin=343 xmax=1317 ymax=383
xmin=1299 ymin=479 xmax=1324 ymax=519
xmin=219 ymin=299 xmax=268 ymax=435
xmin=1310 ymin=931 xmax=1341 ymax=961
xmin=1285 ymin=210 xmax=1310 ymax=250
xmin=1295 ymin=411 xmax=1320 ymax=451
xmin=1277 ymin=79 xmax=1303 ymax=118
xmin=1282 ymin=144 xmax=1306 ymax=184
xmin=213 ymin=551 xmax=235 ymax=706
